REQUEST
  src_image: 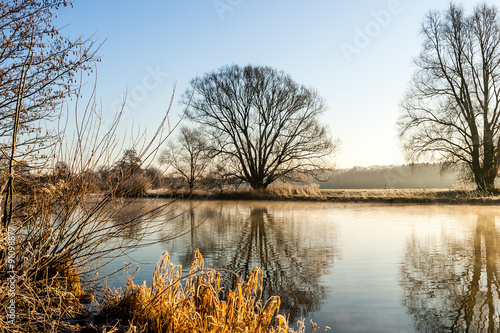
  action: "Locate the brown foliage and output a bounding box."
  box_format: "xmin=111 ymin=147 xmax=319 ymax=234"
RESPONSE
xmin=100 ymin=250 xmax=329 ymax=333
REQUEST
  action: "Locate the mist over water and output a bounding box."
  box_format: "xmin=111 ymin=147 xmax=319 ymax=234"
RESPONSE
xmin=106 ymin=200 xmax=500 ymax=332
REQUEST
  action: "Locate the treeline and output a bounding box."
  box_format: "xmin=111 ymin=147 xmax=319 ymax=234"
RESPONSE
xmin=321 ymin=163 xmax=457 ymax=189
xmin=1 ymin=150 xmax=149 ymax=197
xmin=0 ymin=147 xmax=240 ymax=198
xmin=1 ymin=153 xmax=460 ymax=197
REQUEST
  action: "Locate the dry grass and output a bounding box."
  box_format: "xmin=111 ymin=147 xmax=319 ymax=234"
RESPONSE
xmin=266 ymin=183 xmax=324 ymax=199
xmin=152 ymin=186 xmax=500 ymax=204
xmin=151 ymin=184 xmax=326 ymax=201
xmin=0 ymin=272 xmax=90 ymax=332
xmin=319 ymin=188 xmax=500 ymax=204
xmin=99 ymin=250 xmax=329 ymax=333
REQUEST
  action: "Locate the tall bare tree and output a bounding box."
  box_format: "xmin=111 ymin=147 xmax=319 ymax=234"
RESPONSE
xmin=0 ymin=0 xmax=97 ymax=227
xmin=399 ymin=3 xmax=500 ymax=191
xmin=183 ymin=64 xmax=337 ymax=190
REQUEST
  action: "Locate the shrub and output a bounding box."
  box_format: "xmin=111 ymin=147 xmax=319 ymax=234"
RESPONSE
xmin=114 ymin=173 xmax=152 ymax=198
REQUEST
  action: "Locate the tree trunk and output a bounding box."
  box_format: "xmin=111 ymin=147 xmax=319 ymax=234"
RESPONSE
xmin=2 ymin=36 xmax=33 ymax=228
xmin=475 ymin=169 xmax=496 ymax=192
xmin=249 ymin=177 xmax=268 ymax=191
xmin=475 ymin=144 xmax=497 ymax=192
xmin=480 ymin=128 xmax=497 ymax=192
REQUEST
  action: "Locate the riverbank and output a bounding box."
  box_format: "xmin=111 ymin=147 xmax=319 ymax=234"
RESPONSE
xmin=147 ymin=188 xmax=500 ymax=205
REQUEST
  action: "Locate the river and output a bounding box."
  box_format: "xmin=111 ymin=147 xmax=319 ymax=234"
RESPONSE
xmin=103 ymin=200 xmax=500 ymax=333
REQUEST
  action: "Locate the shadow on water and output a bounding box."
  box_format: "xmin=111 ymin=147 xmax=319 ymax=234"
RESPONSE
xmin=400 ymin=211 xmax=500 ymax=332
xmin=160 ymin=201 xmax=338 ymax=322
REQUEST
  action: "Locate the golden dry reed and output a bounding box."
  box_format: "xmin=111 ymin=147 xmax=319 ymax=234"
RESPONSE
xmin=102 ymin=250 xmax=330 ymax=333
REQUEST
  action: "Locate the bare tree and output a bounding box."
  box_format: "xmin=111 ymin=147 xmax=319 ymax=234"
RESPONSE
xmin=0 ymin=0 xmax=97 ymax=227
xmin=0 ymin=0 xmax=97 ymax=148
xmin=159 ymin=126 xmax=212 ymax=193
xmin=399 ymin=3 xmax=500 ymax=191
xmin=183 ymin=64 xmax=337 ymax=191
xmin=0 ymin=74 xmax=183 ymax=330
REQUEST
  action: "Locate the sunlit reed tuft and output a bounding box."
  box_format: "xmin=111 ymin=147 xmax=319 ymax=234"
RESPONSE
xmin=100 ymin=250 xmax=330 ymax=333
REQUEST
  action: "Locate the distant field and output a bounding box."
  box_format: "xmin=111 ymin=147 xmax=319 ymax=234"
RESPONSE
xmin=319 ymin=163 xmax=457 ymax=189
xmin=318 ymin=189 xmax=500 ymax=204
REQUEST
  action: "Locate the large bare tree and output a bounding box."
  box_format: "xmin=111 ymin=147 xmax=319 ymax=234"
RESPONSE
xmin=183 ymin=64 xmax=336 ymax=190
xmin=399 ymin=3 xmax=500 ymax=191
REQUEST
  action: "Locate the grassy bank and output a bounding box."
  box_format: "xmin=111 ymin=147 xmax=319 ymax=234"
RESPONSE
xmin=148 ymin=186 xmax=500 ymax=205
xmin=319 ymin=189 xmax=500 ymax=204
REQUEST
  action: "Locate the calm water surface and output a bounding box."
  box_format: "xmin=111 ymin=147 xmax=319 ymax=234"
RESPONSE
xmin=106 ymin=200 xmax=500 ymax=333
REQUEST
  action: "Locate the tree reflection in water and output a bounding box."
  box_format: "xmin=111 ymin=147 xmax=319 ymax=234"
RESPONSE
xmin=400 ymin=212 xmax=500 ymax=332
xmin=108 ymin=199 xmax=184 ymax=242
xmin=168 ymin=202 xmax=337 ymax=322
xmin=110 ymin=202 xmax=146 ymax=240
xmin=230 ymin=208 xmax=333 ymax=319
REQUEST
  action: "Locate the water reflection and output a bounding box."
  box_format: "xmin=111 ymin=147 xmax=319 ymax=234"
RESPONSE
xmin=104 ymin=202 xmax=500 ymax=331
xmin=162 ymin=202 xmax=337 ymax=321
xmin=110 ymin=202 xmax=147 ymax=240
xmin=108 ymin=199 xmax=184 ymax=241
xmin=229 ymin=208 xmax=332 ymax=319
xmin=400 ymin=211 xmax=500 ymax=332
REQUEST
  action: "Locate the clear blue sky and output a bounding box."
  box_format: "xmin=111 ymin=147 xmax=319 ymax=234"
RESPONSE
xmin=56 ymin=0 xmax=499 ymax=168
